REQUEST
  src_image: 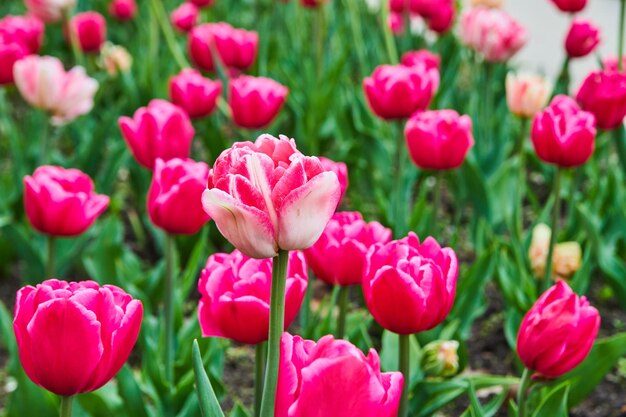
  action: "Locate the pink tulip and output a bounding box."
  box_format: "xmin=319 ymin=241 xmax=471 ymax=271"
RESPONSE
xmin=229 ymin=75 xmax=288 ymax=129
xmin=404 ymin=110 xmax=474 ymax=170
xmin=389 ymin=0 xmax=405 ymax=12
xmin=401 ymin=49 xmax=441 ymax=71
xmin=171 ymin=3 xmax=198 ymax=32
xmin=13 ymin=55 xmax=99 ymax=125
xmin=169 ymin=68 xmax=222 ymax=118
xmin=188 ymin=22 xmax=258 ymax=72
xmin=14 ymin=279 xmax=143 ymax=396
xmin=23 ymin=166 xmax=109 ymax=237
xmin=202 ymin=134 xmax=341 ymax=259
xmin=603 ymin=56 xmax=626 ymax=72
xmin=0 ymin=15 xmax=45 ymax=54
xmin=425 ymin=1 xmax=454 ymax=33
xmin=506 ymin=72 xmax=551 ymax=118
xmin=363 ymin=64 xmax=439 ymax=120
xmin=276 ymin=333 xmax=404 ymax=417
xmin=0 ymin=41 xmax=27 ymax=85
xmin=550 ymin=0 xmax=586 ymax=13
xmin=108 ymin=0 xmax=137 ymax=21
xmin=67 ymin=12 xmax=107 ymax=53
xmin=188 ymin=0 xmax=214 ymax=8
xmin=147 ymin=158 xmax=210 ymax=234
xmin=388 ymin=12 xmax=405 ymax=36
xmin=565 ymin=19 xmax=600 ymax=58
xmin=304 ymin=212 xmax=391 ymax=286
xmin=517 ymin=281 xmax=599 ymax=378
xmin=531 ymin=95 xmax=596 ymax=167
xmin=363 ymin=232 xmax=458 ymax=334
xmin=301 ymin=0 xmax=328 ymax=7
xmin=459 ymin=7 xmax=527 ymax=62
xmin=198 ymin=251 xmax=307 ymax=344
xmin=319 ymin=157 xmax=348 ymax=203
xmin=576 ymin=69 xmax=626 ymax=130
xmin=118 ymin=99 xmax=195 ymax=170
xmin=24 ymin=0 xmax=76 ymax=23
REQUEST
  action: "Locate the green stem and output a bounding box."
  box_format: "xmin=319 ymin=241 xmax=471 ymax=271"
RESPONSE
xmin=63 ymin=11 xmax=85 ymax=67
xmin=517 ymin=368 xmax=531 ymax=417
xmin=300 ymin=275 xmax=312 ymax=331
xmin=59 ymin=396 xmax=73 ymax=417
xmin=254 ymin=342 xmax=267 ymax=417
xmin=394 ymin=122 xmax=407 ymax=237
xmin=259 ymin=249 xmax=289 ymax=417
xmin=345 ymin=0 xmax=367 ymax=76
xmin=336 ymin=286 xmax=350 ymax=339
xmin=150 ymin=0 xmax=189 ymax=70
xmin=555 ymin=56 xmax=571 ymax=96
xmin=164 ymin=233 xmax=176 ymax=387
xmin=46 ymin=235 xmax=56 ymax=278
xmin=41 ymin=119 xmax=50 ymax=165
xmin=398 ymin=334 xmax=410 ymax=417
xmin=619 ymin=0 xmax=625 ymax=71
xmin=516 ymin=117 xmax=530 ymax=238
xmin=380 ymin=0 xmax=398 ymax=64
xmin=432 ymin=172 xmax=443 ymax=226
xmin=542 ymin=168 xmax=561 ymax=291
xmin=314 ymin=7 xmax=326 ymax=78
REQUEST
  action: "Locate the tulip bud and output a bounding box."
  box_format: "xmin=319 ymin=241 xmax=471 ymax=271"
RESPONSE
xmin=188 ymin=22 xmax=258 ymax=72
xmin=169 ymin=68 xmax=222 ymax=118
xmin=529 ymin=224 xmax=583 ymax=281
xmin=189 ymin=0 xmax=214 ymax=8
xmin=423 ymin=1 xmax=455 ymax=33
xmin=388 ymin=12 xmax=405 ymax=36
xmin=171 ymin=2 xmax=198 ymax=32
xmin=517 ymin=281 xmax=599 ymax=378
xmin=109 ymin=0 xmax=137 ymax=21
xmin=603 ymin=56 xmax=626 ymax=72
xmin=67 ymin=12 xmax=107 ymax=54
xmin=576 ymin=69 xmax=626 ymax=130
xmin=529 ymin=223 xmax=551 ymax=278
xmin=565 ymin=19 xmax=600 ymax=58
xmin=401 ymin=49 xmax=441 ymax=71
xmin=550 ymin=0 xmax=586 ymax=13
xmin=100 ymin=43 xmax=133 ymax=76
xmin=229 ymin=75 xmax=288 ymax=129
xmin=0 ymin=41 xmax=27 ymax=85
xmin=25 ymin=0 xmax=76 ymax=23
xmin=553 ymin=242 xmax=582 ymax=280
xmin=506 ymin=72 xmax=551 ymax=118
xmin=421 ymin=340 xmax=460 ymax=377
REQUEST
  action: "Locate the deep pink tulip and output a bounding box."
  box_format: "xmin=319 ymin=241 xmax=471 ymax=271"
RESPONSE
xmin=67 ymin=12 xmax=106 ymax=53
xmin=517 ymin=281 xmax=599 ymax=378
xmin=13 ymin=55 xmax=99 ymax=125
xmin=169 ymin=68 xmax=222 ymax=118
xmin=198 ymin=251 xmax=307 ymax=344
xmin=24 ymin=0 xmax=75 ymax=23
xmin=0 ymin=15 xmax=45 ymax=54
xmin=410 ymin=0 xmax=455 ymax=33
xmin=0 ymin=41 xmax=27 ymax=85
xmin=14 ymin=279 xmax=143 ymax=396
xmin=363 ymin=232 xmax=458 ymax=335
xmin=300 ymin=0 xmax=328 ymax=7
xmin=118 ymin=99 xmax=195 ymax=170
xmin=565 ymin=19 xmax=600 ymax=58
xmin=305 ymin=212 xmax=391 ymax=286
xmin=276 ymin=333 xmax=404 ymax=417
xmin=188 ymin=23 xmax=258 ymax=72
xmin=576 ymin=70 xmax=626 ymax=130
xmin=23 ymin=166 xmax=109 ymax=237
xmin=389 ymin=0 xmax=405 ymax=12
xmin=388 ymin=12 xmax=405 ymax=36
xmin=551 ymin=0 xmax=586 ymax=13
xmin=405 ymin=110 xmax=474 ymax=170
xmin=460 ymin=7 xmax=527 ymax=62
xmin=319 ymin=157 xmax=348 ymax=203
xmin=189 ymin=0 xmax=214 ymax=8
xmin=363 ymin=64 xmax=439 ymax=120
xmin=108 ymin=0 xmax=137 ymax=21
xmin=202 ymin=134 xmax=341 ymax=259
xmin=229 ymin=75 xmax=288 ymax=129
xmin=171 ymin=3 xmax=198 ymax=32
xmin=147 ymin=158 xmax=210 ymax=234
xmin=531 ymin=95 xmax=596 ymax=167
xmin=401 ymin=49 xmax=440 ymax=72
xmin=603 ymin=56 xmax=626 ymax=72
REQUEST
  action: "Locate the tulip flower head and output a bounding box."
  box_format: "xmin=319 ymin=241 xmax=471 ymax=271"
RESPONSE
xmin=565 ymin=19 xmax=600 ymax=59
xmin=318 ymin=156 xmax=348 ymax=203
xmin=67 ymin=11 xmax=107 ymax=53
xmin=517 ymin=280 xmax=599 ymax=378
xmin=0 ymin=15 xmax=45 ymax=54
xmin=529 ymin=223 xmax=582 ymax=281
xmin=576 ymin=69 xmax=626 ymax=130
xmin=169 ymin=68 xmax=222 ymax=118
xmin=99 ymin=43 xmax=133 ymax=76
xmin=108 ymin=0 xmax=137 ymax=21
xmin=24 ymin=0 xmax=76 ymax=23
xmin=363 ymin=232 xmax=458 ymax=334
xmin=198 ymin=250 xmax=308 ymax=344
xmin=188 ymin=22 xmax=258 ymax=72
xmin=506 ymin=72 xmax=551 ymax=118
xmin=171 ymin=2 xmax=199 ymax=32
xmin=14 ymin=279 xmax=143 ymax=396
xmin=550 ymin=0 xmax=587 ymax=13
xmin=229 ymin=75 xmax=288 ymax=129
xmin=202 ymin=134 xmax=341 ymax=258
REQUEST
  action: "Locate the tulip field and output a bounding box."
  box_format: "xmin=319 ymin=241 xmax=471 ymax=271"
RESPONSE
xmin=2 ymin=0 xmax=626 ymax=415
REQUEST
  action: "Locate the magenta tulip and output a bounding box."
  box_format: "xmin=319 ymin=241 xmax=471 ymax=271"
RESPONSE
xmin=188 ymin=22 xmax=258 ymax=72
xmin=14 ymin=279 xmax=143 ymax=396
xmin=565 ymin=19 xmax=600 ymax=58
xmin=304 ymin=212 xmax=391 ymax=286
xmin=404 ymin=109 xmax=474 ymax=170
xmin=189 ymin=0 xmax=214 ymax=8
xmin=229 ymin=75 xmax=288 ymax=129
xmin=0 ymin=41 xmax=27 ymax=85
xmin=276 ymin=333 xmax=404 ymax=417
xmin=67 ymin=12 xmax=107 ymax=53
xmin=551 ymin=0 xmax=586 ymax=13
xmin=0 ymin=15 xmax=45 ymax=54
xmin=202 ymin=134 xmax=341 ymax=259
xmin=517 ymin=281 xmax=599 ymax=378
xmin=363 ymin=64 xmax=439 ymax=120
xmin=363 ymin=232 xmax=458 ymax=335
xmin=198 ymin=250 xmax=307 ymax=344
xmin=319 ymin=156 xmax=348 ymax=203
xmin=531 ymin=95 xmax=596 ymax=167
xmin=147 ymin=158 xmax=210 ymax=234
xmin=401 ymin=49 xmax=441 ymax=72
xmin=170 ymin=2 xmax=198 ymax=32
xmin=118 ymin=99 xmax=195 ymax=170
xmin=169 ymin=68 xmax=222 ymax=118
xmin=24 ymin=166 xmax=109 ymax=237
xmin=576 ymin=69 xmax=626 ymax=130
xmin=108 ymin=0 xmax=137 ymax=21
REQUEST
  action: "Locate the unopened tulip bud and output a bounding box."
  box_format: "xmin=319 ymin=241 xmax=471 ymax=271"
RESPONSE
xmin=100 ymin=43 xmax=132 ymax=76
xmin=565 ymin=19 xmax=600 ymax=59
xmin=553 ymin=242 xmax=582 ymax=280
xmin=506 ymin=72 xmax=551 ymax=118
xmin=421 ymin=340 xmax=460 ymax=377
xmin=529 ymin=223 xmax=551 ymax=278
xmin=470 ymin=0 xmax=502 ymax=8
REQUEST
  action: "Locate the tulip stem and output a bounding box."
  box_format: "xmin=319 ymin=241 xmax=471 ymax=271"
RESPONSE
xmin=149 ymin=0 xmax=189 ymax=70
xmin=345 ymin=0 xmax=367 ymax=76
xmin=254 ymin=342 xmax=267 ymax=417
xmin=164 ymin=233 xmax=176 ymax=388
xmin=393 ymin=123 xmax=408 ymax=237
xmin=59 ymin=396 xmax=73 ymax=417
xmin=381 ymin=0 xmax=399 ymax=64
xmin=432 ymin=172 xmax=443 ymax=228
xmin=63 ymin=11 xmax=85 ymax=68
xmin=260 ymin=249 xmax=289 ymax=417
xmin=517 ymin=368 xmax=531 ymax=417
xmin=46 ymin=235 xmax=56 ymax=278
xmin=542 ymin=168 xmax=561 ymax=291
xmin=516 ymin=117 xmax=529 ymax=238
xmin=619 ymin=0 xmax=626 ymax=71
xmin=398 ymin=334 xmax=410 ymax=417
xmin=336 ymin=286 xmax=350 ymax=339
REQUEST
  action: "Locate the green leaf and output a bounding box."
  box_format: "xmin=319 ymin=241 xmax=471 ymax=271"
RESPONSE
xmin=192 ymin=339 xmax=225 ymax=417
xmin=229 ymin=402 xmax=252 ymax=417
xmin=380 ymin=330 xmax=423 ymax=385
xmin=117 ymin=365 xmax=150 ymax=417
xmin=531 ymin=382 xmax=569 ymax=417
